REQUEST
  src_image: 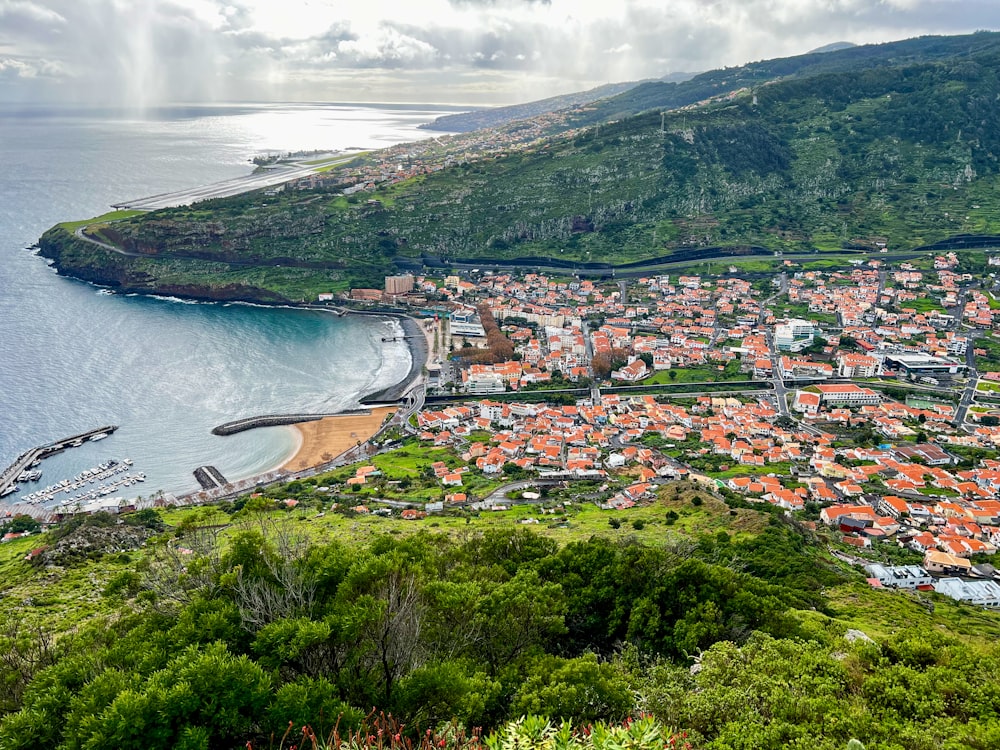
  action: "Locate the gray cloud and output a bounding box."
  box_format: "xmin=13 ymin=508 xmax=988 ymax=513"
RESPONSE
xmin=0 ymin=0 xmax=997 ymax=106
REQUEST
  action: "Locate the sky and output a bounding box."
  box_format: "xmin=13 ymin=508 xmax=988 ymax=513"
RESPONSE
xmin=1 ymin=0 xmax=999 ymax=108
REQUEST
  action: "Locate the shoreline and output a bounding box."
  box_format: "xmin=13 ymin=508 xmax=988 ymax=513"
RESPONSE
xmin=359 ymin=312 xmax=429 ymax=403
xmin=279 ymin=407 xmax=396 ymax=473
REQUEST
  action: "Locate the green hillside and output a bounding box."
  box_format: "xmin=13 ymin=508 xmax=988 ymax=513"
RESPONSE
xmin=2 ymin=484 xmax=1000 ymax=749
xmin=37 ymin=31 xmax=1000 ymax=300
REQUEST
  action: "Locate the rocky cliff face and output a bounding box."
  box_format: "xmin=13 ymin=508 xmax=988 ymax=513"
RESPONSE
xmin=36 ymin=523 xmax=154 ymax=567
xmin=37 ymin=227 xmax=292 ymax=303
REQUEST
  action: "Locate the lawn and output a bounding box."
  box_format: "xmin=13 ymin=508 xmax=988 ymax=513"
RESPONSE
xmin=271 ymin=480 xmax=770 ymax=545
xmin=706 ymin=461 xmax=793 ymax=480
xmin=640 ymin=360 xmax=745 ymax=384
xmin=898 ymin=296 xmax=946 ymax=314
xmin=819 ymin=581 xmax=1000 ymax=645
xmin=917 ymin=486 xmax=959 ymax=497
xmin=0 ymin=531 xmax=138 ymax=634
xmin=57 ymin=210 xmax=143 ymax=233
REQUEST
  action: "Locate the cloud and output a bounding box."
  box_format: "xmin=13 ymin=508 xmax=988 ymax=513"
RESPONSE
xmin=0 ymin=0 xmax=66 ymax=25
xmin=334 ymin=26 xmax=438 ymax=67
xmin=0 ymin=0 xmax=997 ymax=105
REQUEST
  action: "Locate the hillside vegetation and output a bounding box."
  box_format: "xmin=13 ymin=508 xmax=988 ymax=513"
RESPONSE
xmin=37 ymin=31 xmax=1000 ymax=300
xmin=2 ymin=486 xmax=1000 ymax=749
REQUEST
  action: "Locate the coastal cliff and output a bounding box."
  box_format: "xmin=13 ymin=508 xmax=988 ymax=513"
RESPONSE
xmin=38 ymin=225 xmax=312 ymax=304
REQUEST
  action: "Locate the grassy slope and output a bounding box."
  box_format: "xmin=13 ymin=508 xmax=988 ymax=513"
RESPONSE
xmin=5 ymin=479 xmax=1000 ymax=651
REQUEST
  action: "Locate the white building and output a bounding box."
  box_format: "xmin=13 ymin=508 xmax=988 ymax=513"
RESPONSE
xmin=463 ymin=372 xmax=505 ymax=394
xmin=865 ymin=564 xmax=934 ymax=589
xmin=813 ymin=384 xmax=881 ymax=407
xmin=775 ymin=319 xmax=822 ymax=352
xmin=934 ymin=578 xmax=1000 ymax=608
xmin=836 ymin=353 xmax=882 ymax=378
xmin=450 ymin=309 xmax=486 ymax=338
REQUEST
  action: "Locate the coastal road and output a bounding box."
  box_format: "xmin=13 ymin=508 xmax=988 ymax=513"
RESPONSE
xmin=75 ymin=226 xmax=141 ymax=257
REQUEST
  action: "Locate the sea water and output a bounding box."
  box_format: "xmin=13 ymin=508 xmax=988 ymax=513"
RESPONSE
xmin=0 ymin=102 xmax=456 ymax=500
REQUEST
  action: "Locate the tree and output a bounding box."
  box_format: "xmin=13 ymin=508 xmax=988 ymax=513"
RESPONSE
xmin=0 ymin=515 xmax=40 ymax=535
xmin=512 ymin=654 xmax=633 ymax=723
xmin=475 ymin=569 xmax=567 ymax=672
xmin=55 ymin=643 xmax=272 ymax=750
xmin=394 ymin=660 xmax=501 ymax=729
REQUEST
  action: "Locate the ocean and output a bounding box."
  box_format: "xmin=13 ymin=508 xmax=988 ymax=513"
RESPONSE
xmin=0 ymin=102 xmax=455 ymax=504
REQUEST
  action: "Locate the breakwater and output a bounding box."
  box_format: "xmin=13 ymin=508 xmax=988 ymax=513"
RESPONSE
xmin=194 ymin=465 xmax=229 ymax=490
xmin=0 ymin=426 xmax=118 ymax=497
xmin=211 ymin=414 xmax=325 ymax=436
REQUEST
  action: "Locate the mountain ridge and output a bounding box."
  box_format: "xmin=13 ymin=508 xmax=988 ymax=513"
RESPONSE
xmin=37 ymin=30 xmax=1000 ymax=301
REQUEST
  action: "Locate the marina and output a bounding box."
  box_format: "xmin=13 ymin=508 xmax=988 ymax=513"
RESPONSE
xmin=17 ymin=458 xmax=145 ymax=506
xmin=0 ymin=426 xmax=119 ymax=498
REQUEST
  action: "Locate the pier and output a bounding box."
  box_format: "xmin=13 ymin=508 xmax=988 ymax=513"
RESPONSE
xmin=0 ymin=426 xmax=119 ymax=498
xmin=211 ymin=414 xmax=325 ymax=436
xmin=194 ymin=465 xmax=229 ymax=490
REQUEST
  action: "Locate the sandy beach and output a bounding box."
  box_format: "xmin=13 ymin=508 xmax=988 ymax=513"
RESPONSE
xmin=280 ymin=407 xmax=396 ymax=472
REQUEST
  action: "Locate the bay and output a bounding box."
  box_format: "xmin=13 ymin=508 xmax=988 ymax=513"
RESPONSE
xmin=0 ymin=102 xmax=455 ymax=503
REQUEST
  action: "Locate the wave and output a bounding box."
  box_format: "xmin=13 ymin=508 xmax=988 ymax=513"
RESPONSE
xmin=350 ymin=318 xmax=412 ymax=404
xmin=125 ymin=293 xmax=204 ymax=305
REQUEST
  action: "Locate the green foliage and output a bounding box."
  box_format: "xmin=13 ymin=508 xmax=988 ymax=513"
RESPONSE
xmin=265 ymin=676 xmax=361 ymax=738
xmin=395 ymin=660 xmax=501 ymax=729
xmin=0 ymin=507 xmax=998 ymax=749
xmin=512 ymin=654 xmax=632 ymax=723
xmin=0 ymin=515 xmax=40 ymax=535
xmin=123 ymin=508 xmax=164 ymax=531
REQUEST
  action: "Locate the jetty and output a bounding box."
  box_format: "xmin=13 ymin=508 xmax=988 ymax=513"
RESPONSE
xmin=194 ymin=465 xmax=229 ymax=490
xmin=0 ymin=426 xmax=119 ymax=498
xmin=211 ymin=410 xmax=374 ymax=436
xmin=212 ymin=414 xmax=325 ymax=436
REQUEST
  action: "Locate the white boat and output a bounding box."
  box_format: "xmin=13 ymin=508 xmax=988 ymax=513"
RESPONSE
xmin=89 ymin=433 xmax=108 ymax=442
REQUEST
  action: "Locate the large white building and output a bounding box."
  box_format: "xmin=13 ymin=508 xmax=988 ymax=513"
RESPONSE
xmin=450 ymin=309 xmax=486 ymax=338
xmin=865 ymin=564 xmax=934 ymax=590
xmin=934 ymin=578 xmax=1000 ymax=608
xmin=836 ymin=353 xmax=882 ymax=378
xmin=813 ymin=384 xmax=881 ymax=407
xmin=775 ymin=319 xmax=822 ymax=352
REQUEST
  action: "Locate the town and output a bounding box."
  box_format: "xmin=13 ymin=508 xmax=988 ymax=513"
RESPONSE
xmin=327 ymin=251 xmax=1000 ymax=609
